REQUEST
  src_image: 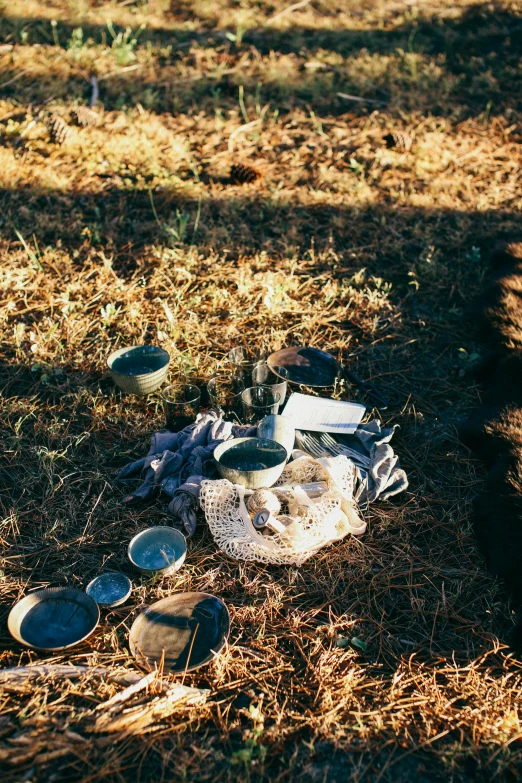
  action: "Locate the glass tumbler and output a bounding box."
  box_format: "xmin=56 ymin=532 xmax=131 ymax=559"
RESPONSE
xmin=207 ymin=372 xmax=245 ymax=421
xmin=241 ymin=385 xmax=281 ymax=426
xmin=252 ymin=361 xmax=289 ymax=405
xmin=227 ymin=346 xmax=265 ymax=385
xmin=162 ymin=384 xmax=201 ymax=432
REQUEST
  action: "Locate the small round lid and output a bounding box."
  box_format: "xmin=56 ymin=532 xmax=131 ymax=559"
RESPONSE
xmin=86 ymin=573 xmax=132 ymax=608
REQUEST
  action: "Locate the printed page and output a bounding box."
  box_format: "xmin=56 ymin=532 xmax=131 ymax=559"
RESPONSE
xmin=281 ymin=393 xmax=365 ymax=434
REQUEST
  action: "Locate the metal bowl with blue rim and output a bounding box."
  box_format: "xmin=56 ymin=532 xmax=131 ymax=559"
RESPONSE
xmin=129 ymin=592 xmax=230 ymax=673
xmin=128 ymin=526 xmax=187 ymax=577
xmin=8 ymin=587 xmax=100 ymax=651
xmin=86 ymin=573 xmax=132 ymax=608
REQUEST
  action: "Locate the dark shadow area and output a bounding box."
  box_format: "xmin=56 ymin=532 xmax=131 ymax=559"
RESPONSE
xmin=0 ymin=337 xmax=515 ymax=653
xmin=0 ymin=279 xmax=520 ymax=781
xmin=0 ymin=183 xmax=517 ymax=284
xmin=0 ymin=4 xmax=520 ymax=116
xmin=0 ymin=349 xmax=514 ymax=668
xmin=2 ymin=4 xmax=520 ymax=59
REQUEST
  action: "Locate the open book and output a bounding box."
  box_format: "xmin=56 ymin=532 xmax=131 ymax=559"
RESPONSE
xmin=281 ymin=392 xmax=365 ymax=434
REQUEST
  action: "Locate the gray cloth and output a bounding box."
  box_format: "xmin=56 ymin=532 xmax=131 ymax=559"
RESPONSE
xmin=118 ymin=409 xmax=255 ymax=536
xmin=352 ymin=419 xmax=408 ymax=505
xmin=166 ymin=476 xmax=203 ymax=539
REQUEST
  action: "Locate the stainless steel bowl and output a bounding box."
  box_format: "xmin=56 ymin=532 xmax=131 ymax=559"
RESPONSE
xmin=107 ymin=345 xmax=170 ymax=395
xmin=8 ymin=587 xmax=100 ymax=651
xmin=128 ymin=526 xmax=187 ymax=576
xmin=129 ymin=592 xmax=230 ymax=673
xmin=214 ymin=436 xmax=287 ymax=489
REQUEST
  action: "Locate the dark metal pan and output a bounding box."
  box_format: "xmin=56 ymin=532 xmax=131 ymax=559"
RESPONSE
xmin=129 ymin=592 xmax=230 ymax=673
xmin=267 ymin=346 xmax=400 ymax=409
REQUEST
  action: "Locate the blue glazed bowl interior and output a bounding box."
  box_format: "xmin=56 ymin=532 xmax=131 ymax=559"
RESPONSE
xmin=110 ymin=346 xmax=170 ymax=377
xmin=129 ymin=527 xmax=186 ymax=572
xmin=86 ymin=573 xmax=132 ymax=606
xmin=217 ymin=438 xmax=287 ymax=471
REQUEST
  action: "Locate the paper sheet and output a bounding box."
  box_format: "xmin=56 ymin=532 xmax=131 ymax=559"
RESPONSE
xmin=281 ymin=393 xmax=365 ymax=434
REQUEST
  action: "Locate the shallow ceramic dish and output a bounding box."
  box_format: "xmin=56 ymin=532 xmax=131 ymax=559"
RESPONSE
xmin=214 ymin=436 xmax=287 ymax=489
xmin=268 ymin=345 xmax=398 ymax=408
xmin=107 ymin=345 xmax=170 ymax=395
xmin=129 ymin=592 xmax=230 ymax=673
xmin=8 ymin=587 xmax=100 ymax=651
xmin=86 ymin=573 xmax=132 ymax=608
xmin=128 ymin=526 xmax=187 ymax=576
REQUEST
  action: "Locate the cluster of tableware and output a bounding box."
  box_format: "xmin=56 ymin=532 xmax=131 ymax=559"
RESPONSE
xmin=7 ymin=524 xmax=229 ymax=673
xmin=207 ymin=347 xmax=289 ymax=425
xmin=107 ymin=343 xmax=291 ymax=430
xmin=11 ymin=344 xmax=387 ymax=670
xmin=7 ymin=348 xmax=296 ymax=670
xmin=107 ymin=342 xmax=396 ymax=432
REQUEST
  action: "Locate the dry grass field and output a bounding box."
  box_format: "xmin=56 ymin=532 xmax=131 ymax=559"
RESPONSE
xmin=1 ymin=0 xmax=522 ymax=780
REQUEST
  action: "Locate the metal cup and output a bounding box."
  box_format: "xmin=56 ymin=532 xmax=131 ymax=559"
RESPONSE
xmin=257 ymin=414 xmax=295 ymax=460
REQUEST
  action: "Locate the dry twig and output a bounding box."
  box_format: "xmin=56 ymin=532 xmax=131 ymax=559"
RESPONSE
xmin=266 ymin=0 xmax=312 ymax=25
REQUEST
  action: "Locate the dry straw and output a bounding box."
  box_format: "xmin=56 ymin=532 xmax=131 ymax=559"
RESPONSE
xmin=1 ymin=0 xmax=522 ymax=780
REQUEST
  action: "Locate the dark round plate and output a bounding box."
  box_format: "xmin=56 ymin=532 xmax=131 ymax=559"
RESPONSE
xmin=267 ymin=347 xmax=340 ymax=388
xmin=129 ymin=592 xmax=230 ymax=673
xmin=8 ymin=587 xmax=100 ymax=651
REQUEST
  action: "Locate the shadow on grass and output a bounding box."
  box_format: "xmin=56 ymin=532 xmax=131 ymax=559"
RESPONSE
xmin=2 ymin=4 xmax=520 ymax=59
xmin=0 ymin=182 xmax=518 ymax=281
xmin=0 ymin=4 xmax=520 ymax=115
xmin=0 ymin=346 xmax=518 ymax=783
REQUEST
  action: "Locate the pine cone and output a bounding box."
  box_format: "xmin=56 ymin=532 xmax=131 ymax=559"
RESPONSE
xmin=229 ymin=163 xmax=262 ymax=185
xmin=384 ymin=131 xmax=412 ymax=152
xmin=72 ymin=106 xmax=100 ymax=128
xmin=48 ymin=114 xmax=72 ymax=145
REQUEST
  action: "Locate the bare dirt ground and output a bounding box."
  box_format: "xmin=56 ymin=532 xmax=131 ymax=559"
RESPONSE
xmin=1 ymin=1 xmax=522 ymax=781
